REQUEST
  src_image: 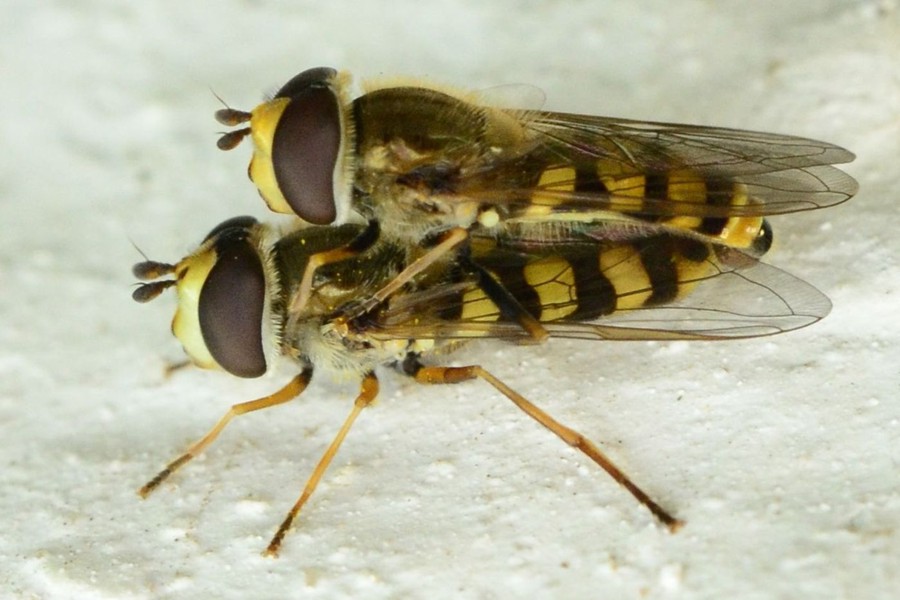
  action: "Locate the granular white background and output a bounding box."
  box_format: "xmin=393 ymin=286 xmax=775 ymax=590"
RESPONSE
xmin=1 ymin=1 xmax=898 ymax=598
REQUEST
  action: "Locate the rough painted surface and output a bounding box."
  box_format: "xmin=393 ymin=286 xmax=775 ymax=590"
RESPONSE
xmin=2 ymin=1 xmax=898 ymax=598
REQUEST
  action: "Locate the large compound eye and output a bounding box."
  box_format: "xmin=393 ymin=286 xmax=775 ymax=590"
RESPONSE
xmin=202 ymin=215 xmax=259 ymax=243
xmin=271 ymin=74 xmax=341 ymax=225
xmin=198 ymin=230 xmax=267 ymax=378
xmin=274 ymin=66 xmax=337 ymax=99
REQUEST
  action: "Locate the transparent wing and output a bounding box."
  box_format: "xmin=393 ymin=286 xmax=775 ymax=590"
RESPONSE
xmin=457 ymin=111 xmax=857 ymax=218
xmin=367 ymin=241 xmax=831 ymax=343
xmin=474 ymin=83 xmax=546 ymax=112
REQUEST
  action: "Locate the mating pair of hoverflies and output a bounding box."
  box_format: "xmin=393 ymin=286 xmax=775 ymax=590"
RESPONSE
xmin=133 ymin=67 xmax=857 ymax=556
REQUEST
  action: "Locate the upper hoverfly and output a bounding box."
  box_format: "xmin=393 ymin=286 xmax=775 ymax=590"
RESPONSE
xmin=135 ymin=201 xmax=832 ymax=555
xmin=214 ymin=67 xmax=857 ymax=338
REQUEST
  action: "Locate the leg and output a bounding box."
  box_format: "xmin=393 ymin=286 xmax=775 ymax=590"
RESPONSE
xmin=334 ymin=227 xmax=471 ymax=322
xmin=335 ymin=227 xmax=549 ymax=342
xmin=264 ymin=372 xmax=380 ymax=557
xmin=139 ymin=370 xmax=312 ymax=497
xmin=289 ymin=220 xmax=382 ymax=316
xmin=163 ymin=360 xmax=191 ymax=377
xmin=459 ymin=255 xmax=549 ymax=342
xmin=410 ymin=361 xmax=682 ymax=532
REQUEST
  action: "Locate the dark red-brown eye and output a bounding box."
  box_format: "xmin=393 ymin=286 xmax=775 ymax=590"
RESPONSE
xmin=271 ymin=80 xmax=341 ymax=225
xmin=202 ymin=215 xmax=258 ymax=243
xmin=274 ymin=67 xmax=337 ymax=100
xmin=199 ymin=226 xmax=267 ymax=378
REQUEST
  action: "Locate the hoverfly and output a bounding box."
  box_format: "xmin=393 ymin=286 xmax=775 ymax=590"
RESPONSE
xmin=134 ymin=208 xmax=833 ymax=556
xmin=214 ymin=67 xmax=857 ymax=339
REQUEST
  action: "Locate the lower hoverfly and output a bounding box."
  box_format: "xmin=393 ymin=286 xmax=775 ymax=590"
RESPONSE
xmin=214 ymin=67 xmax=856 ymax=339
xmin=133 ymin=211 xmax=831 ymax=556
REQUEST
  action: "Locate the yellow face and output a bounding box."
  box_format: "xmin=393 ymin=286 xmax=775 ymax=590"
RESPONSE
xmin=247 ymin=97 xmax=293 ymax=215
xmin=133 ymin=217 xmax=272 ymax=379
xmin=171 ymin=248 xmax=220 ymax=371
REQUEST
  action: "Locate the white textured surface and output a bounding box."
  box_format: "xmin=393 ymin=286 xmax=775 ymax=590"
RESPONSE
xmin=2 ymin=1 xmax=899 ymax=598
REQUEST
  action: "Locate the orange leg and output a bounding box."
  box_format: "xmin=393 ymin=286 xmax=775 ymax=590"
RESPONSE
xmin=297 ymin=226 xmax=471 ymax=322
xmin=289 ymin=244 xmax=373 ymax=318
xmin=286 ymin=220 xmax=382 ymax=321
xmin=354 ymin=227 xmax=469 ymax=312
xmin=139 ymin=371 xmax=312 ymax=497
xmin=264 ymin=372 xmax=380 ymax=557
xmin=332 ymin=227 xmax=549 ymax=342
xmin=412 ymin=363 xmax=683 ymax=532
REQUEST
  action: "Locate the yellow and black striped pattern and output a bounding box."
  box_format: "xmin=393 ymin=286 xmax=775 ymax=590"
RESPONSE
xmin=452 ymin=235 xmax=720 ymax=325
xmin=526 ymin=159 xmax=768 ymax=254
